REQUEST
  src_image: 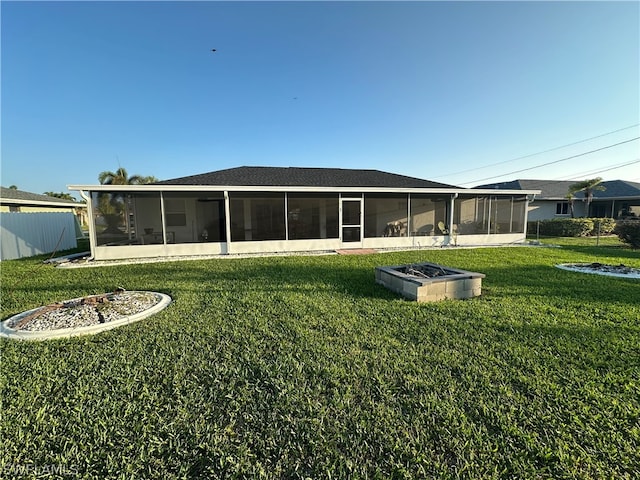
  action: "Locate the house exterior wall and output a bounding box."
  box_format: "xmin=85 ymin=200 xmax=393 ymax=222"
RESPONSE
xmin=1 ymin=205 xmax=77 ymax=214
xmin=527 ymin=200 xmax=587 ymax=221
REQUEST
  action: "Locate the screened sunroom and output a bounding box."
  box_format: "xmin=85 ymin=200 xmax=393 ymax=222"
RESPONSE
xmin=70 ymin=167 xmax=538 ymax=260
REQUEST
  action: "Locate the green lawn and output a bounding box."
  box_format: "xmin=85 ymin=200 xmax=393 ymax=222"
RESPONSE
xmin=1 ymin=240 xmax=639 ymax=479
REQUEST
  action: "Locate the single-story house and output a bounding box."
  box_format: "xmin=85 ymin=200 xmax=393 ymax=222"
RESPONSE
xmin=69 ymin=167 xmax=540 ymax=261
xmin=1 ymin=187 xmax=87 ymax=260
xmin=476 ymin=179 xmax=640 ymax=221
xmin=1 ymin=187 xmax=85 ymax=217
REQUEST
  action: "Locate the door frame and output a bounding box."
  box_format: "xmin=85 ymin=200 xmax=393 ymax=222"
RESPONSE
xmin=340 ymin=194 xmax=363 ymax=248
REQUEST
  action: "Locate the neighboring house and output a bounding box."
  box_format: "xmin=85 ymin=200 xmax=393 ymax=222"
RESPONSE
xmin=69 ymin=166 xmax=539 ymax=261
xmin=476 ymin=179 xmax=640 ymax=221
xmin=0 ymin=187 xmax=87 ymax=260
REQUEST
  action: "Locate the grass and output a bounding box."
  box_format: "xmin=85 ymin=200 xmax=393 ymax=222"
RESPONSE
xmin=1 ymin=239 xmax=639 ymax=479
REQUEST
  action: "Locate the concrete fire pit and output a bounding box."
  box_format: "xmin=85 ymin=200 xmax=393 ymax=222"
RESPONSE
xmin=375 ymin=262 xmax=485 ymax=302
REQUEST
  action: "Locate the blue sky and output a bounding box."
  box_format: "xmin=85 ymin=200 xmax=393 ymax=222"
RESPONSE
xmin=2 ymin=1 xmax=639 ymax=199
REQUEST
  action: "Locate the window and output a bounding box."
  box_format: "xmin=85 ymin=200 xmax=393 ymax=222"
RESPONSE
xmin=164 ymin=198 xmax=187 ymax=227
xmin=229 ymin=193 xmax=286 ymax=241
xmin=92 ymin=192 xmax=163 ymax=246
xmin=453 ymin=195 xmax=526 ymax=234
xmin=162 ymin=192 xmax=226 ymax=243
xmin=364 ymin=194 xmax=408 ymax=238
xmin=287 ymin=194 xmax=339 ymax=240
xmin=409 ymin=195 xmax=447 ymax=236
xmin=556 ymin=202 xmax=569 ymax=215
xmin=453 ymin=196 xmax=489 ymax=234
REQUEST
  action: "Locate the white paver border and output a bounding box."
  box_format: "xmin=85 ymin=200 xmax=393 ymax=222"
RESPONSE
xmin=556 ymin=263 xmax=640 ymax=279
xmin=0 ymin=292 xmax=172 ymax=341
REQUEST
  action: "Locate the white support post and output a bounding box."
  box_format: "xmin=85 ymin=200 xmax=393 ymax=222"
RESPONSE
xmin=487 ymin=196 xmax=492 ymax=235
xmin=224 ymin=191 xmax=232 ymax=253
xmin=360 ymin=193 xmax=365 ymax=239
xmin=79 ymin=189 xmax=96 ymax=257
xmin=160 ymin=192 xmax=167 ymax=245
xmin=407 ymin=193 xmax=411 ymax=237
xmin=284 ymin=192 xmax=289 ymax=241
xmin=449 ymin=194 xmax=457 ymax=242
xmin=509 ymin=196 xmax=514 ymax=233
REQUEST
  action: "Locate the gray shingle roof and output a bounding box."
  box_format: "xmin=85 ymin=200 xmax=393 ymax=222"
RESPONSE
xmin=1 ymin=187 xmax=80 ymax=205
xmin=475 ymin=179 xmax=640 ymax=200
xmin=155 ymin=166 xmax=458 ymax=189
xmin=475 ymin=180 xmax=580 ymax=199
xmin=594 ymin=180 xmax=640 ymax=198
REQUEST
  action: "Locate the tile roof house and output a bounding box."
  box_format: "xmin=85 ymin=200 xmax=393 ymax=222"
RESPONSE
xmin=476 ymin=179 xmax=640 ymax=220
xmin=70 ymin=166 xmax=539 ymax=261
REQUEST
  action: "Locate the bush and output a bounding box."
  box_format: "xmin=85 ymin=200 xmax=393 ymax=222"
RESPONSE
xmin=614 ymin=219 xmax=640 ymax=249
xmin=528 ymin=218 xmax=618 ymax=237
xmin=529 ymin=218 xmax=594 ymax=237
xmin=591 ymin=218 xmax=616 ymax=235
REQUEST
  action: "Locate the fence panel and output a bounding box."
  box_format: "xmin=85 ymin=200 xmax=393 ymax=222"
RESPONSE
xmin=1 ymin=212 xmax=77 ymax=260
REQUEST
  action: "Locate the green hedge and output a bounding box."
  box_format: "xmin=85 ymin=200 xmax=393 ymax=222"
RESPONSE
xmin=614 ymin=219 xmax=640 ymax=248
xmin=528 ymin=218 xmax=617 ymax=237
xmin=590 ymin=218 xmax=616 ymax=235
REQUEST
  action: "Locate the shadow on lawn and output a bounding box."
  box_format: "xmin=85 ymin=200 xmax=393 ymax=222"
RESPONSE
xmin=122 ymin=249 xmax=639 ymax=307
xmin=149 ymin=258 xmax=640 ymax=311
xmin=156 ymin=261 xmax=395 ymax=302
xmin=551 ymin=244 xmax=640 ymax=259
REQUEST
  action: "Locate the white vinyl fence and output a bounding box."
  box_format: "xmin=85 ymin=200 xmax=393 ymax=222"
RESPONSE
xmin=1 ymin=212 xmax=78 ymax=260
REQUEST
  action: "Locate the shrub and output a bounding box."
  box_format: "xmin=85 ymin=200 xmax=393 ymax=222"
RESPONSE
xmin=529 ymin=218 xmax=594 ymax=237
xmin=590 ymin=218 xmax=616 ymax=235
xmin=528 ymin=218 xmax=618 ymax=237
xmin=614 ymin=219 xmax=640 ymax=248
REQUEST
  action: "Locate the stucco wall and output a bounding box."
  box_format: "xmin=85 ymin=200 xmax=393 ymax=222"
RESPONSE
xmin=528 ymin=200 xmax=586 ymax=221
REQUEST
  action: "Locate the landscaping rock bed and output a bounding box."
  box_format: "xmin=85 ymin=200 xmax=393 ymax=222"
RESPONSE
xmin=1 ymin=290 xmax=172 ymax=340
xmin=556 ymin=263 xmax=640 ymax=279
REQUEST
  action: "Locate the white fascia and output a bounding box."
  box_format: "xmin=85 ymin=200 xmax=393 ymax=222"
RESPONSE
xmin=67 ymin=184 xmax=540 ymax=196
xmin=0 ymin=198 xmax=86 ymax=208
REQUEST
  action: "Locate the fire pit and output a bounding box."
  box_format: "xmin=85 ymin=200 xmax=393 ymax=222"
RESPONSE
xmin=375 ymin=262 xmax=485 ymax=302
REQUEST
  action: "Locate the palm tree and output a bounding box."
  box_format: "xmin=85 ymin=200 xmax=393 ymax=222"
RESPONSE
xmin=97 ymin=167 xmax=157 ymax=233
xmin=98 ymin=167 xmax=152 ymax=186
xmin=565 ymin=192 xmax=576 ymax=218
xmin=568 ymin=177 xmax=606 ymax=217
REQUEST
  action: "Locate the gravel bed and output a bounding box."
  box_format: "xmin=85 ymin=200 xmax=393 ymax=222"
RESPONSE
xmin=6 ymin=291 xmax=161 ymax=332
xmin=556 ymin=263 xmax=640 ymax=279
